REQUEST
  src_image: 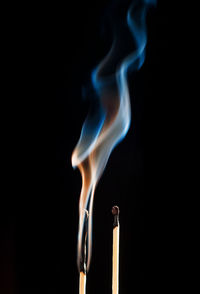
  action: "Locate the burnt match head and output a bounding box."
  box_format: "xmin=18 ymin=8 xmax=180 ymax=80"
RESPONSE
xmin=112 ymin=206 xmax=120 ymax=216
xmin=112 ymin=206 xmax=120 ymax=228
xmin=79 ymin=209 xmax=89 ymax=274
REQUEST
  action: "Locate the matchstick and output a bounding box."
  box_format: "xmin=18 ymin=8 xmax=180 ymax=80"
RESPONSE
xmin=79 ymin=271 xmax=86 ymax=294
xmin=79 ymin=210 xmax=88 ymax=294
xmin=112 ymin=206 xmax=120 ymax=294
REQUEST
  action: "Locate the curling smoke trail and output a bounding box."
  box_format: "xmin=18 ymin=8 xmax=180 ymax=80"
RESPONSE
xmin=71 ymin=0 xmax=155 ymax=271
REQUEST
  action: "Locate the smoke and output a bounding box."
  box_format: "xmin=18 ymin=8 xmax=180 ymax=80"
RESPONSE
xmin=71 ymin=0 xmax=156 ymax=271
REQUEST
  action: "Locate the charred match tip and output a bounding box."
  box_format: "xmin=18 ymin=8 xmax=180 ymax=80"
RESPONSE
xmin=79 ymin=209 xmax=89 ymax=274
xmin=79 ymin=241 xmax=87 ymax=274
xmin=79 ymin=258 xmax=87 ymax=274
xmin=112 ymin=206 xmax=120 ymax=215
xmin=112 ymin=206 xmax=120 ymax=228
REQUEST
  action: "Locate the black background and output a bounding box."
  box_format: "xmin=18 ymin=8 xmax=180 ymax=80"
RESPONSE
xmin=0 ymin=1 xmax=170 ymax=293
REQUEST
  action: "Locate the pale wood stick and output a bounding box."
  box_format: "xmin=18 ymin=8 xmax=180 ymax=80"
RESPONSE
xmin=112 ymin=206 xmax=120 ymax=294
xmin=79 ymin=272 xmax=86 ymax=294
xmin=79 ymin=209 xmax=88 ymax=294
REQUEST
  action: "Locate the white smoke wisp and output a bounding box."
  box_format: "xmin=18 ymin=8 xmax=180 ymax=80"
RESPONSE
xmin=71 ymin=0 xmax=155 ymax=271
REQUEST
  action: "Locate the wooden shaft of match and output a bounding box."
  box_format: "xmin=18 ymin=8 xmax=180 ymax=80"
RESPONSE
xmin=112 ymin=225 xmax=120 ymax=294
xmin=79 ymin=272 xmax=86 ymax=294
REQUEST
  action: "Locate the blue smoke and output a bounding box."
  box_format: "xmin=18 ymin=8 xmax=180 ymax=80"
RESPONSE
xmin=72 ymin=0 xmax=156 ymax=271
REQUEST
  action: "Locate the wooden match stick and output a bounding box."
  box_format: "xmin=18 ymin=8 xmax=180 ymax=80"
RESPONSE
xmin=112 ymin=206 xmax=120 ymax=294
xmin=79 ymin=210 xmax=88 ymax=294
xmin=79 ymin=243 xmax=87 ymax=294
xmin=79 ymin=271 xmax=86 ymax=294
